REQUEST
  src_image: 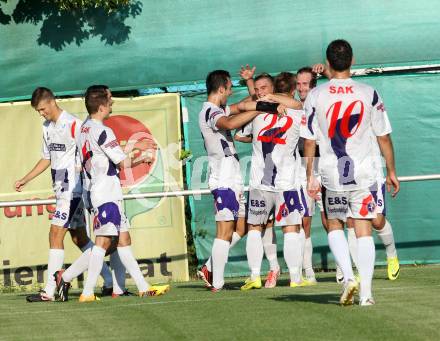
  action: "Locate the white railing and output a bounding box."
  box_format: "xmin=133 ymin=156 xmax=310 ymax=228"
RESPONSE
xmin=0 ymin=174 xmax=439 ymax=207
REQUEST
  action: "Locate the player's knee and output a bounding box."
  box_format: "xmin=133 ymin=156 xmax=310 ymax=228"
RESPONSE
xmin=117 ymin=232 xmax=131 ymax=247
xmin=49 ymin=226 xmax=66 ymax=248
xmin=372 ymin=214 xmax=386 ymax=230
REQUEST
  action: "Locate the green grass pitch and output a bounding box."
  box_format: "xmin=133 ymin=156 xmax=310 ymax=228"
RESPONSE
xmin=0 ymin=265 xmax=438 ymax=341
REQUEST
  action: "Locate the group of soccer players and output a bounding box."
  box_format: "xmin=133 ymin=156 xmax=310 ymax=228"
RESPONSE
xmin=198 ymin=39 xmax=400 ymax=306
xmin=15 ymin=86 xmax=169 ymax=302
xmin=14 ymin=38 xmax=400 ymax=307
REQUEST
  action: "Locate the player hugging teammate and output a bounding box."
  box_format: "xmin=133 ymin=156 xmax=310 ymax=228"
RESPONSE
xmin=198 ymin=39 xmax=400 ymax=306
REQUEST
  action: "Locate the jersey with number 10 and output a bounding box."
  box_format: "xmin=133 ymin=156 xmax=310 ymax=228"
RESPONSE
xmin=300 ymin=78 xmax=392 ymax=191
xmin=237 ymin=109 xmax=303 ymax=192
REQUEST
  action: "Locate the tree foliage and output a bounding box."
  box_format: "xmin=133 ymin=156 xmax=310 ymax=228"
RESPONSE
xmin=0 ymin=0 xmax=142 ymax=50
xmin=53 ymin=0 xmax=132 ymax=13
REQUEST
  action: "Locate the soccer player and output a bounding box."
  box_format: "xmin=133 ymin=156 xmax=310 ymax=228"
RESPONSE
xmin=301 ymin=40 xmax=399 ymax=306
xmin=257 ymin=68 xmax=325 ymax=284
xmin=237 ymin=79 xmax=307 ymax=290
xmin=197 ymin=71 xmax=288 ymax=289
xmin=235 ymin=72 xmax=300 ymax=288
xmin=198 ymin=70 xmax=267 ymax=292
xmin=14 ymin=87 xmax=113 ymax=302
xmin=74 ymin=85 xmax=169 ymax=302
xmin=313 ymin=63 xmax=400 ymax=281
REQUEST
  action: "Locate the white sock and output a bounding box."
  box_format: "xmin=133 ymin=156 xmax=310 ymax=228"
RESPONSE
xmin=328 ymin=230 xmax=354 ymax=283
xmin=299 ymin=228 xmax=306 ymax=245
xmin=82 ymin=246 xmax=106 ymax=297
xmin=63 ymin=248 xmax=91 ymax=283
xmin=347 ymin=228 xmax=359 ymax=271
xmin=376 ymin=220 xmax=397 ymax=258
xmin=79 ymin=240 xmax=113 ymax=288
xmin=246 ymin=230 xmax=264 ymax=279
xmin=117 ymin=246 xmax=149 ymax=292
xmin=283 ymin=232 xmax=302 ymax=284
xmin=44 ymin=249 xmax=65 ymax=297
xmin=205 ymin=232 xmax=241 ymax=272
xmin=357 ymin=236 xmax=375 ymax=299
xmin=211 ymin=238 xmax=230 ymax=289
xmin=303 ymin=237 xmax=315 ymax=278
xmin=262 ymin=227 xmax=280 ymax=272
xmin=110 ymin=251 xmax=126 ymax=295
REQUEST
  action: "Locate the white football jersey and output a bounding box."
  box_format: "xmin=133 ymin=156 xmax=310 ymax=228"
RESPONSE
xmin=236 ymin=109 xmax=303 ymax=192
xmin=300 ymin=78 xmax=392 ymax=191
xmin=77 ymin=118 xmax=127 ymax=208
xmin=198 ymin=102 xmax=243 ymax=190
xmin=41 ymin=110 xmax=82 ymax=199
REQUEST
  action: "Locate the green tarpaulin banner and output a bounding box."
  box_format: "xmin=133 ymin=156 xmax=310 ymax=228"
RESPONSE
xmin=184 ymin=73 xmax=440 ymax=276
xmin=1 ymin=0 xmax=440 ymax=100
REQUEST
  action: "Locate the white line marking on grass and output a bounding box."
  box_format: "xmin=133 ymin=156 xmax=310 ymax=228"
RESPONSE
xmin=0 ymin=284 xmax=439 ymax=317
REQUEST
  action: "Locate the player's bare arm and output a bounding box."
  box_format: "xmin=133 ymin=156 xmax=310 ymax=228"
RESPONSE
xmin=215 ymin=110 xmax=261 ymax=130
xmin=229 ymin=96 xmax=255 ymax=115
xmin=303 ymin=138 xmax=320 ymax=199
xmin=14 ymin=158 xmax=51 ymax=191
xmin=377 ymin=134 xmax=400 ymax=197
xmin=312 ymin=63 xmax=332 ymax=79
xmin=234 ymin=133 xmax=252 ymax=143
xmin=240 ymin=64 xmax=256 ymax=97
xmin=257 ymin=93 xmax=303 ymax=110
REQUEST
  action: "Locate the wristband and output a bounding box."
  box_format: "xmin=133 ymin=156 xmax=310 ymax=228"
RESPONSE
xmin=256 ymin=101 xmax=278 ymax=114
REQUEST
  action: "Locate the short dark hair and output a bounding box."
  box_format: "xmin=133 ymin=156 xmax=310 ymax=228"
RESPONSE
xmin=206 ymin=70 xmax=231 ymax=95
xmin=254 ymin=72 xmax=274 ymax=85
xmin=85 ymin=85 xmax=109 ymax=115
xmin=326 ymin=39 xmax=353 ymax=72
xmin=297 ymin=67 xmax=317 ymax=88
xmin=274 ymin=72 xmax=296 ymax=94
xmin=31 ymin=87 xmax=55 ymax=107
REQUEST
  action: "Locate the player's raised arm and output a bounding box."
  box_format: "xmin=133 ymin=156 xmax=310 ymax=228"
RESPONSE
xmin=240 ymin=64 xmax=256 ymax=97
xmin=312 ymin=63 xmax=332 ymax=80
xmin=14 ymin=158 xmax=51 ymax=191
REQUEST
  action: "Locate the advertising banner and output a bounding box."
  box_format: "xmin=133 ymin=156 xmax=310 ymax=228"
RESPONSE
xmin=0 ymin=93 xmax=188 ymax=289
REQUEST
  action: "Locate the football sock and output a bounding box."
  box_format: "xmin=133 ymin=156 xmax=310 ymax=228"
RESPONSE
xmin=283 ymin=232 xmax=302 ymax=284
xmin=357 ymin=236 xmax=375 ymax=299
xmin=82 ymin=246 xmax=106 ymax=297
xmin=80 ymin=240 xmax=113 ymax=288
xmin=262 ymin=227 xmax=280 ymax=271
xmin=376 ymin=220 xmax=397 ymax=258
xmin=44 ymin=249 xmax=65 ymax=297
xmin=328 ymin=230 xmax=354 ymax=283
xmin=62 ymin=248 xmax=91 ymax=283
xmin=117 ymin=246 xmax=149 ymax=292
xmin=246 ymin=230 xmax=264 ymax=279
xmin=347 ymin=227 xmax=359 ymax=271
xmin=303 ymin=237 xmax=315 ymax=278
xmin=211 ymin=238 xmax=230 ymax=289
xmin=205 ymin=232 xmax=241 ymax=272
xmin=110 ymin=251 xmax=126 ymax=295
